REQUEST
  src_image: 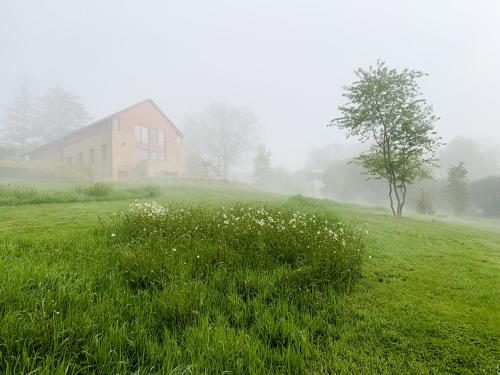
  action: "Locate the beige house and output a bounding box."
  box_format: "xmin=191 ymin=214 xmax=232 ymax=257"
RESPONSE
xmin=26 ymin=99 xmax=186 ymax=180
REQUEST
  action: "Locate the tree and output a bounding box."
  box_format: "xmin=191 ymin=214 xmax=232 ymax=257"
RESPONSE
xmin=1 ymin=76 xmax=38 ymax=155
xmin=329 ymin=60 xmax=442 ymax=217
xmin=252 ymin=144 xmax=272 ymax=187
xmin=469 ymin=175 xmax=500 ymax=217
xmin=446 ymin=162 xmax=469 ymax=215
xmin=184 ymin=104 xmax=258 ymax=179
xmin=438 ymin=136 xmax=499 ymax=180
xmin=35 ymin=86 xmax=90 ymax=142
xmin=185 ymin=154 xmax=220 ymax=179
xmin=416 ymin=189 xmax=434 ymax=215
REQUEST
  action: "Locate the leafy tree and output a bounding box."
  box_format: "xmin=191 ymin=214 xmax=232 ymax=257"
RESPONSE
xmin=438 ymin=136 xmax=499 ymax=180
xmin=252 ymin=144 xmax=272 ymax=187
xmin=184 ymin=104 xmax=258 ymax=179
xmin=0 ymin=76 xmax=38 ymax=155
xmin=469 ymin=175 xmax=500 ymax=217
xmin=35 ymin=86 xmax=90 ymax=142
xmin=446 ymin=162 xmax=469 ymax=215
xmin=329 ymin=60 xmax=442 ymax=217
xmin=416 ymin=189 xmax=434 ymax=215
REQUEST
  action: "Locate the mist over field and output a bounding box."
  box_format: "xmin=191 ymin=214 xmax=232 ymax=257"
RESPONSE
xmin=0 ymin=1 xmax=499 ymax=374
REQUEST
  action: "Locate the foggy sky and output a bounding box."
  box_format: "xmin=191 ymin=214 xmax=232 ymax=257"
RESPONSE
xmin=1 ymin=0 xmax=499 ymax=170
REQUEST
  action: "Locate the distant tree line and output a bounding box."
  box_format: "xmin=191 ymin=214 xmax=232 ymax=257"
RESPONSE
xmin=0 ymin=77 xmax=90 ymax=158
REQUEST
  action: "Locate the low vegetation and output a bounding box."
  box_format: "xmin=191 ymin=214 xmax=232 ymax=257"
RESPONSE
xmin=0 ymin=182 xmax=160 ymax=206
xmin=110 ymin=199 xmax=364 ymax=293
xmin=0 ymin=185 xmax=498 ymax=374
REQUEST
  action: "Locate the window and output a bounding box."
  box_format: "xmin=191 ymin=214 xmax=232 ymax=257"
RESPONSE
xmin=134 ymin=125 xmax=141 ymax=141
xmin=78 ymin=153 xmax=84 ymax=164
xmin=134 ymin=124 xmax=165 ymax=145
xmin=135 ymin=148 xmax=166 ymax=161
xmin=89 ymin=148 xmax=95 ymax=164
xmin=149 ymin=128 xmax=159 ymax=145
xmin=67 ymin=156 xmax=72 ymax=165
xmin=101 ymin=144 xmax=107 ymax=160
xmin=141 ymin=126 xmax=148 ymax=143
xmin=176 ymin=135 xmax=182 ymax=144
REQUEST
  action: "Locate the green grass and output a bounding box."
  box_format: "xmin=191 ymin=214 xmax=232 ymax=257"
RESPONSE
xmin=0 ymin=184 xmax=498 ymax=374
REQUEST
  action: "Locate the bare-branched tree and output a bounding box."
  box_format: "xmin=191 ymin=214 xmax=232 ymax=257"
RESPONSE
xmin=185 ymin=104 xmax=258 ymax=179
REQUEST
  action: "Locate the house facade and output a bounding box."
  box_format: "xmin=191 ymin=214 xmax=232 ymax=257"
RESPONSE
xmin=27 ymin=99 xmax=186 ymax=180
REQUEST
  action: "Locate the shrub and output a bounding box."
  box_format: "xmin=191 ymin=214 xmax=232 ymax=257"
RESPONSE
xmin=0 ymin=184 xmax=37 ymax=202
xmin=107 ymin=200 xmax=365 ymax=292
xmin=76 ymin=182 xmax=114 ymax=197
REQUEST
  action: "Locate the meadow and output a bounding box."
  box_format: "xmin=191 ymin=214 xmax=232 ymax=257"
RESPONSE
xmin=0 ymin=183 xmax=498 ymax=374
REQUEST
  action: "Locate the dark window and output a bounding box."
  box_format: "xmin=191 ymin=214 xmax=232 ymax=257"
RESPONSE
xmin=89 ymin=148 xmax=95 ymax=163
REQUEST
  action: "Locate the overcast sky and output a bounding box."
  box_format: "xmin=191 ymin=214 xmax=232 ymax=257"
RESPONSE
xmin=1 ymin=0 xmax=499 ymax=169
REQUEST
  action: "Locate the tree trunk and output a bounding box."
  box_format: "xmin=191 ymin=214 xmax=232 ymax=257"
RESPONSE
xmin=397 ymin=182 xmax=407 ymax=217
xmin=392 ymin=179 xmax=402 ymax=217
xmin=388 ymin=181 xmax=396 ymax=216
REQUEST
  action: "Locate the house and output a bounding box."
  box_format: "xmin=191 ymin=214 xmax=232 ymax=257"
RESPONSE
xmin=26 ymin=99 xmax=187 ymax=180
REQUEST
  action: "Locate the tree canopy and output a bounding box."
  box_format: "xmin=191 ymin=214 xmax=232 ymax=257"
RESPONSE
xmin=329 ymin=61 xmax=442 ymax=217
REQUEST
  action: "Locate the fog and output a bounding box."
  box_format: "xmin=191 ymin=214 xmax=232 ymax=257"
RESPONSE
xmin=1 ymin=0 xmax=499 ymax=215
xmin=2 ymin=0 xmax=499 ymax=167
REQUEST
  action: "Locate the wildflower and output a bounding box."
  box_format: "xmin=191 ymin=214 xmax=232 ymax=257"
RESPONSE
xmin=111 ymin=233 xmax=116 ymax=238
xmin=224 ymin=220 xmax=229 ymax=225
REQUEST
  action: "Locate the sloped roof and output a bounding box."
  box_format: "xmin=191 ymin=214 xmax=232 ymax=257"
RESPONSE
xmin=26 ymin=98 xmax=183 ymax=155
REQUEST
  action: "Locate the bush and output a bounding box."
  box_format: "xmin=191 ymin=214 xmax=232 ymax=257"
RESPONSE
xmin=107 ymin=200 xmax=365 ymax=292
xmin=76 ymin=182 xmax=114 ymax=197
xmin=0 ymin=183 xmax=37 ymax=200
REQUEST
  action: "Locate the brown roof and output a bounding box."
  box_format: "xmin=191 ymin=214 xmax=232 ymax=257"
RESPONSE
xmin=26 ymin=98 xmax=183 ymax=155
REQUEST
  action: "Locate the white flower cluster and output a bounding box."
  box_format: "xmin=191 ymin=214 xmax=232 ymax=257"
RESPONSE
xmin=212 ymin=206 xmax=354 ymax=245
xmin=118 ymin=200 xmax=168 ymax=219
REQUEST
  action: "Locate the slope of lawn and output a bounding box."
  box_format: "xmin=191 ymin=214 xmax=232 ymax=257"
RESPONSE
xmin=0 ymin=183 xmax=498 ymax=374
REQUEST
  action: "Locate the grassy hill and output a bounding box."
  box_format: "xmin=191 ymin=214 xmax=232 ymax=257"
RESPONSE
xmin=0 ymin=183 xmax=498 ymax=374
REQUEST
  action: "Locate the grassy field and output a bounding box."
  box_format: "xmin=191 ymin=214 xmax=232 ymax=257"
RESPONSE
xmin=0 ymin=183 xmax=498 ymax=374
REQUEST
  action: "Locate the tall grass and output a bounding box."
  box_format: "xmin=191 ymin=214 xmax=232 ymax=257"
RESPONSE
xmin=0 ymin=197 xmax=365 ymax=374
xmin=0 ymin=183 xmax=161 ymax=206
xmin=75 ymin=182 xmax=114 ymax=197
xmin=110 ymin=200 xmax=364 ymax=291
xmin=0 ymin=183 xmax=37 ymax=200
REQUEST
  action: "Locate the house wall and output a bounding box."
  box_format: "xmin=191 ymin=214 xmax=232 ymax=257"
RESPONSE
xmin=28 ymin=100 xmax=186 ymax=180
xmin=62 ymin=124 xmax=113 ymax=180
xmin=28 ymin=124 xmax=113 ymax=180
xmin=112 ymin=100 xmax=186 ymax=178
